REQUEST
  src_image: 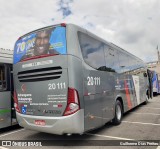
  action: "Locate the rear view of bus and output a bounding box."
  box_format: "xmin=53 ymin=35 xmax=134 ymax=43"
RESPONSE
xmin=13 ymin=24 xmax=84 ymax=135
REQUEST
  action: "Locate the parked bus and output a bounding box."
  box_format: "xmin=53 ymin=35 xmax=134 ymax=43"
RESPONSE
xmin=159 ymin=80 xmax=160 ymax=94
xmin=0 ymin=48 xmax=16 ymax=129
xmin=152 ymin=71 xmax=160 ymax=95
xmin=13 ymin=23 xmax=152 ymax=135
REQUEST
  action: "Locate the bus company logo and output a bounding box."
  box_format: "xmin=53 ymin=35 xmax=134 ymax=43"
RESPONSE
xmin=43 ymin=109 xmax=61 ymax=114
xmin=21 ymin=84 xmax=26 ymax=92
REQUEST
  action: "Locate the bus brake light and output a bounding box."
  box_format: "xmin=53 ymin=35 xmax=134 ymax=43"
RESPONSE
xmin=61 ymin=23 xmax=66 ymax=27
xmin=63 ymin=88 xmax=80 ymax=116
xmin=14 ymin=91 xmax=20 ymax=113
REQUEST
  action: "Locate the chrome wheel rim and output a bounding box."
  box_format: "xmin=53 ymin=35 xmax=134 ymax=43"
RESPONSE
xmin=146 ymin=95 xmax=149 ymax=101
xmin=116 ymin=104 xmax=121 ymax=120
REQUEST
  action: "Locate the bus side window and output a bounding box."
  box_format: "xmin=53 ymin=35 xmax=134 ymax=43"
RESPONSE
xmin=104 ymin=46 xmax=121 ymax=73
xmin=0 ymin=65 xmax=6 ymax=91
xmin=118 ymin=52 xmax=131 ymax=73
xmin=78 ymin=32 xmax=106 ymax=70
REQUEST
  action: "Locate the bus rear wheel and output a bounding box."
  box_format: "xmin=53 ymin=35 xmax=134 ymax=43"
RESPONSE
xmin=112 ymin=100 xmax=123 ymax=125
xmin=144 ymin=94 xmax=149 ymax=105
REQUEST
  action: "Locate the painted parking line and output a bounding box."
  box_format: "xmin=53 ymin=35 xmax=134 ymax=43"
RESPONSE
xmin=143 ymin=107 xmax=160 ymax=109
xmin=122 ymin=121 xmax=160 ymax=126
xmin=0 ymin=129 xmax=25 ymax=138
xmin=157 ymin=146 xmax=160 ymax=149
xmin=85 ymin=133 xmax=134 ymax=140
xmin=148 ymin=103 xmax=160 ymax=105
xmin=0 ymin=147 xmax=9 ymax=149
xmin=131 ymin=112 xmax=160 ymax=115
xmin=149 ymin=102 xmax=160 ymax=103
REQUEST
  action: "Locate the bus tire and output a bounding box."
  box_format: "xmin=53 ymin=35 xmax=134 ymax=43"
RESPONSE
xmin=144 ymin=94 xmax=149 ymax=105
xmin=112 ymin=100 xmax=123 ymax=125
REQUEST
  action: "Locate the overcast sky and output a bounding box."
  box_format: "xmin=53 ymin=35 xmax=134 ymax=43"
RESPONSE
xmin=0 ymin=0 xmax=160 ymax=62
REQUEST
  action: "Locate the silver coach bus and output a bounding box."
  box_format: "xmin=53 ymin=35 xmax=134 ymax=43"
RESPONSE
xmin=13 ymin=23 xmax=152 ymax=135
xmin=0 ymin=49 xmax=16 ymax=129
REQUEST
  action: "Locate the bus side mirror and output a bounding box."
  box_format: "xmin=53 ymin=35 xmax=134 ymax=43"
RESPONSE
xmin=143 ymin=72 xmax=147 ymax=77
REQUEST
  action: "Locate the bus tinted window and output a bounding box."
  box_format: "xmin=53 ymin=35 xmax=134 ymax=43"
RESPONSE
xmin=13 ymin=26 xmax=66 ymax=64
xmin=78 ymin=32 xmax=105 ymax=70
xmin=104 ymin=46 xmax=120 ymax=72
xmin=0 ymin=65 xmax=6 ymax=90
xmin=118 ymin=52 xmax=131 ymax=73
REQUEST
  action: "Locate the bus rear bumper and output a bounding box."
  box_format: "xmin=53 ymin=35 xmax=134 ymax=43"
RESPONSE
xmin=16 ymin=109 xmax=84 ymax=135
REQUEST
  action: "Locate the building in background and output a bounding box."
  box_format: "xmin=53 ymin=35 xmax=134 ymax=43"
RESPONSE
xmin=0 ymin=48 xmax=13 ymax=63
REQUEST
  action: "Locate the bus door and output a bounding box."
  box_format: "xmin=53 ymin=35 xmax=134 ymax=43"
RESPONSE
xmin=147 ymin=69 xmax=153 ymax=98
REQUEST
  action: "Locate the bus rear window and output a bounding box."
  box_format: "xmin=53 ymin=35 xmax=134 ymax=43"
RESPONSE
xmin=13 ymin=26 xmax=66 ymax=64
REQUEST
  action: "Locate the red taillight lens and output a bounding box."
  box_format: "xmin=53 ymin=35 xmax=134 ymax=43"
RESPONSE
xmin=61 ymin=23 xmax=66 ymax=27
xmin=63 ymin=88 xmax=80 ymax=116
xmin=67 ymin=88 xmax=79 ymax=104
xmin=14 ymin=91 xmax=20 ymax=113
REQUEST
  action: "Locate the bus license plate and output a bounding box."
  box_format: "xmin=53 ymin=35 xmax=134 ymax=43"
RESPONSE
xmin=35 ymin=120 xmax=46 ymax=126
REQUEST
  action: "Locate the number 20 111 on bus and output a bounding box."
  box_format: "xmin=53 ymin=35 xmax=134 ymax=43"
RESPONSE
xmin=48 ymin=82 xmax=66 ymax=90
xmin=87 ymin=76 xmax=101 ymax=86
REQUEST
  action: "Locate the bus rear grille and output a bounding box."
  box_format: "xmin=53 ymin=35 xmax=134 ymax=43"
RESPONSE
xmin=17 ymin=66 xmax=62 ymax=82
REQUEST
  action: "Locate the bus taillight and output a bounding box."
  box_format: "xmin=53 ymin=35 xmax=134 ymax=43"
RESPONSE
xmin=63 ymin=88 xmax=80 ymax=116
xmin=61 ymin=23 xmax=66 ymax=27
xmin=14 ymin=91 xmax=20 ymax=113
